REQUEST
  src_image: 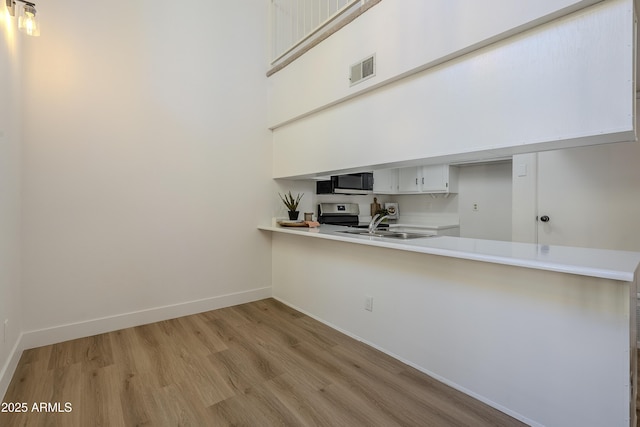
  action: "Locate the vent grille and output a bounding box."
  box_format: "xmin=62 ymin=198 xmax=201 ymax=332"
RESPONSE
xmin=350 ymin=54 xmax=375 ymax=86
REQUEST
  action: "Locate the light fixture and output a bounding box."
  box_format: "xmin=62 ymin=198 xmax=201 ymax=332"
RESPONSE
xmin=5 ymin=0 xmax=40 ymax=36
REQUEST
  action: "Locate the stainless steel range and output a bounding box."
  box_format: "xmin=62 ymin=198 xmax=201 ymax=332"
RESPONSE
xmin=317 ymin=203 xmax=360 ymax=226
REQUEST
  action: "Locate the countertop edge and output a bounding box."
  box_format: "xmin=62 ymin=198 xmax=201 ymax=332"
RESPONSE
xmin=390 ymin=223 xmax=460 ymax=230
xmin=259 ymin=225 xmax=640 ymax=282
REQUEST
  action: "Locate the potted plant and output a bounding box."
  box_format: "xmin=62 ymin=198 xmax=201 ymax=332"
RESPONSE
xmin=279 ymin=191 xmax=304 ymax=220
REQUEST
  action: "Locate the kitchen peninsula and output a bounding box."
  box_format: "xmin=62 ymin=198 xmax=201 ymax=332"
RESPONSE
xmin=260 ymin=224 xmax=640 ymax=427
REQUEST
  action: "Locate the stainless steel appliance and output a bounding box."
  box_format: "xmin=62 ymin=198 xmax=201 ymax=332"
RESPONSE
xmin=317 ymin=203 xmax=360 ymax=226
xmin=316 ymin=172 xmax=374 ymax=195
xmin=317 ymin=203 xmax=388 ymax=228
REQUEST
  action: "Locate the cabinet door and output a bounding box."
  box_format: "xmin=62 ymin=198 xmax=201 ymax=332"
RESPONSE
xmin=420 ymin=165 xmax=459 ymax=193
xmin=373 ymin=169 xmax=398 ymax=194
xmin=420 ymin=165 xmax=448 ymax=192
xmin=398 ymin=167 xmax=421 ymax=192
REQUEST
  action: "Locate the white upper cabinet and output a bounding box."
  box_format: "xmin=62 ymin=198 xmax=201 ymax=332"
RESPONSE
xmin=398 ymin=167 xmax=422 ymax=193
xmin=420 ymin=165 xmax=458 ymax=193
xmin=379 ymin=165 xmax=459 ymax=194
xmin=373 ymin=169 xmax=399 ymax=194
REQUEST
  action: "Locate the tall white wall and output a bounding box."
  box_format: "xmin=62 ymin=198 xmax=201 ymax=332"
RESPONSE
xmin=271 ymin=0 xmax=635 ymax=178
xmin=20 ymin=0 xmax=273 ymax=343
xmin=0 ymin=11 xmax=23 ymax=397
xmin=269 ymin=0 xmax=603 ymax=127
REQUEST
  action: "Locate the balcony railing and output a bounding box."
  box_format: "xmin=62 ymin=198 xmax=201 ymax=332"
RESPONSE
xmin=270 ymin=0 xmax=363 ymax=66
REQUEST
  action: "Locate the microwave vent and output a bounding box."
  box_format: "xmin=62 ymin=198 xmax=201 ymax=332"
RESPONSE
xmin=350 ymin=54 xmax=375 ymax=86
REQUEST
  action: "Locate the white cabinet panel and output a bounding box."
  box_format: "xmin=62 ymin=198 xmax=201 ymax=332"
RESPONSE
xmin=398 ymin=167 xmax=421 ymax=193
xmin=373 ymin=169 xmax=398 ymax=194
xmin=393 ymin=165 xmax=459 ymax=194
xmin=421 ymin=165 xmax=459 ymax=193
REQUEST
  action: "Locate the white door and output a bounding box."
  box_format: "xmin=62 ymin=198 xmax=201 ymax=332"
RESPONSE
xmin=518 ymin=142 xmax=640 ymax=251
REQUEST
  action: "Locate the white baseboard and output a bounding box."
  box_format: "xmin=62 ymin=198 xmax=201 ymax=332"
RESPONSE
xmin=2 ymin=286 xmax=271 ymax=400
xmin=20 ymin=286 xmax=272 ymax=351
xmin=0 ymin=333 xmax=24 ymax=401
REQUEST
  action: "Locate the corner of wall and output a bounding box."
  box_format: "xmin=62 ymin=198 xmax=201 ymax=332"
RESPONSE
xmin=0 ymin=333 xmax=23 ymax=401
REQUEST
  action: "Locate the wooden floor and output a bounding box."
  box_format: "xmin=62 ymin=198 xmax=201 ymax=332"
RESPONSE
xmin=1 ymin=298 xmax=525 ymax=426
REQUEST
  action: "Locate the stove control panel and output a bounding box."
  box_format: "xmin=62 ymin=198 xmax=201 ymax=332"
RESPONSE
xmin=318 ymin=203 xmax=360 ymax=216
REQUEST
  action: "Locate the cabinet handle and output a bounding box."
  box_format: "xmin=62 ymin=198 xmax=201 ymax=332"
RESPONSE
xmin=415 ymin=178 xmax=418 ymax=185
xmin=422 ymin=177 xmax=424 ymax=185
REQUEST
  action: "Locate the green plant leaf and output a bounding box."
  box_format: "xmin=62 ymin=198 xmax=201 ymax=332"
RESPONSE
xmin=279 ymin=191 xmax=304 ymax=211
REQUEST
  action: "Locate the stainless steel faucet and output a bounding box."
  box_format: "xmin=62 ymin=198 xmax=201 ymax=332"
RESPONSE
xmin=368 ymin=214 xmax=389 ymax=234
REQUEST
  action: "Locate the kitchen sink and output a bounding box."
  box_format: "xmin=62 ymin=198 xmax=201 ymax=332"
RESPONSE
xmin=336 ymin=229 xmax=435 ymax=240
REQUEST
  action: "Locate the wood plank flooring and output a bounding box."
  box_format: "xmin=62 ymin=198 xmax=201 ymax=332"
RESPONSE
xmin=1 ymin=298 xmax=525 ymax=426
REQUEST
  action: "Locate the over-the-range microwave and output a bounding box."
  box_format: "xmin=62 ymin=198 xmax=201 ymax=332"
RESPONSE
xmin=316 ymin=172 xmax=374 ymax=195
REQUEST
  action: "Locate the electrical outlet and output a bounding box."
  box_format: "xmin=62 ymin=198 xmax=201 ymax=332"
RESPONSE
xmin=365 ymin=296 xmax=374 ymax=312
xmin=473 ymin=203 xmax=479 ymax=212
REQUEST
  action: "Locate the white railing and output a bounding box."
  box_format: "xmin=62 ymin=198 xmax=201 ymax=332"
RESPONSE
xmin=270 ymin=0 xmax=363 ymax=65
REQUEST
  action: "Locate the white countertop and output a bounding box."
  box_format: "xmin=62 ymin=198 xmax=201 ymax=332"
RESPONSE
xmin=259 ymin=224 xmax=640 ymax=282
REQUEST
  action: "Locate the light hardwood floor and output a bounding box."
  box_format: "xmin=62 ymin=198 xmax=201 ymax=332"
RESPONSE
xmin=1 ymin=298 xmax=525 ymax=426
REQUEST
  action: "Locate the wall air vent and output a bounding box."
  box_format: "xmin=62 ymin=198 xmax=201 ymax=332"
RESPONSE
xmin=349 ymin=54 xmax=375 ymax=86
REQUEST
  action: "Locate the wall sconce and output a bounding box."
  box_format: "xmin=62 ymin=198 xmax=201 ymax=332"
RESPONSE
xmin=5 ymin=0 xmax=40 ymax=36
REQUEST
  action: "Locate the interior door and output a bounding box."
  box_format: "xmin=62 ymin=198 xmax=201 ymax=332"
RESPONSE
xmin=535 ymin=143 xmax=640 ymax=251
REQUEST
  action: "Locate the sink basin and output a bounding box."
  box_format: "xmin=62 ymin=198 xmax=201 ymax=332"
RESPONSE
xmin=336 ymin=229 xmax=435 ymax=240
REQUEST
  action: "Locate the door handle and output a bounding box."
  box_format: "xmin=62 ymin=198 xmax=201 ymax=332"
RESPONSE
xmin=539 ymin=215 xmax=550 ymax=222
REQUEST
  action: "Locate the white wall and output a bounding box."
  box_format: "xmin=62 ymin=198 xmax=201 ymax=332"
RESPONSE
xmin=269 ymin=0 xmax=602 ymax=127
xmin=0 ymin=10 xmax=23 ymax=397
xmin=19 ymin=0 xmax=273 ymax=343
xmin=458 ymin=162 xmax=512 ymax=241
xmin=272 ymin=233 xmax=633 ymax=427
xmin=513 ymin=142 xmax=640 ymax=251
xmin=273 ymin=179 xmax=317 ymax=222
xmin=393 ymin=193 xmax=459 ymax=224
xmin=271 ymin=0 xmax=635 ymax=178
